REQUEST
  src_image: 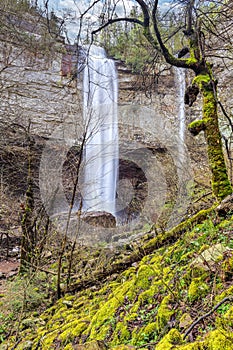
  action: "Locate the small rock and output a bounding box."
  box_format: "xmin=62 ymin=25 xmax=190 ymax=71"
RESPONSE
xmin=17 ymin=340 xmax=33 ymax=350
xmin=112 ymin=346 xmax=136 ymax=349
xmin=191 ymin=244 xmax=231 ymax=270
xmin=62 ymin=300 xmax=73 ymax=307
xmin=20 ymin=318 xmax=45 ymax=331
xmin=131 ymin=262 xmax=138 ymax=267
xmin=73 ymin=340 xmax=107 ymax=349
xmin=7 ymin=270 xmax=18 ymax=278
xmin=179 ymin=313 xmax=193 ymax=329
xmin=8 ymin=246 xmax=21 ymax=257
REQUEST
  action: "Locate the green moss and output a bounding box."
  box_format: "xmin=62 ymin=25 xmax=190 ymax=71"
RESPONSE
xmin=205 ymin=329 xmax=233 ymax=349
xmin=137 ymin=283 xmax=160 ymax=305
xmin=38 ymin=329 xmax=60 ymax=348
xmin=177 ymin=343 xmax=203 ymax=349
xmin=133 ymin=322 xmax=158 ymax=346
xmin=20 ymin=318 xmax=44 ymax=331
xmin=15 ymin=341 xmax=33 ymax=350
xmin=150 ymin=255 xmax=163 ymax=265
xmin=222 ymin=254 xmax=233 ymax=281
xmin=186 ymin=57 xmax=198 ymax=65
xmin=188 ymin=120 xmax=206 ymax=136
xmin=90 ymin=323 xmax=111 ymax=341
xmin=5 ymin=209 xmax=233 ymax=350
xmin=179 ymin=313 xmax=193 ymax=329
xmin=218 ymin=216 xmax=233 ymax=229
xmin=111 ymin=322 xmax=131 ymax=345
xmin=188 ymin=277 xmax=209 ymax=303
xmin=63 ymin=344 xmax=74 ymax=350
xmin=215 ymin=285 xmax=233 ymax=303
xmin=143 ymin=206 xmax=216 ymax=253
xmin=156 ymin=328 xmax=182 ymax=350
xmin=129 ymin=301 xmax=140 ymax=314
xmin=72 ymin=340 xmax=107 ymax=349
xmin=186 ymin=265 xmax=209 ymax=280
xmin=156 ymin=295 xmax=174 ymax=332
xmin=190 ymin=71 xmax=232 ymax=201
xmin=87 ymin=281 xmax=133 ymax=340
xmin=124 ymin=313 xmax=138 ymax=323
xmin=135 ymin=264 xmax=155 ymax=289
xmin=193 ymin=74 xmax=211 ymax=86
xmin=142 ymin=321 xmax=157 ymax=334
xmin=59 ymin=320 xmax=89 ymax=343
xmin=203 ymin=91 xmax=232 ymax=199
xmin=116 ymin=281 xmax=136 ymax=303
xmin=112 ymin=346 xmax=136 ymax=349
xmin=121 ymin=267 xmax=136 ymax=280
xmin=198 ymin=244 xmax=210 ymax=254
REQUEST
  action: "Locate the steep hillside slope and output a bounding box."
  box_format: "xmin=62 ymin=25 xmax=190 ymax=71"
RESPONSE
xmin=1 ymin=203 xmax=233 ymax=349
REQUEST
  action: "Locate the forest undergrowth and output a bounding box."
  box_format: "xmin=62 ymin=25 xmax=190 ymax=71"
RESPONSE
xmin=0 ymin=198 xmax=233 ymax=349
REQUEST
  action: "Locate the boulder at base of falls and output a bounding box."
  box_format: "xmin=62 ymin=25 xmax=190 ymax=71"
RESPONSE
xmin=82 ymin=211 xmax=116 ymax=228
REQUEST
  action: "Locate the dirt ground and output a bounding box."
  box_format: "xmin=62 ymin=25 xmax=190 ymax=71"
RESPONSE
xmin=0 ymin=234 xmax=21 ymax=293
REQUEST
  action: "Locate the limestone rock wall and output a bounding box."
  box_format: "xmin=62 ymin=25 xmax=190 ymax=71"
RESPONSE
xmin=0 ymin=40 xmax=202 ymax=151
xmin=0 ymin=41 xmax=80 ymax=137
xmin=0 ymin=40 xmax=217 ymax=231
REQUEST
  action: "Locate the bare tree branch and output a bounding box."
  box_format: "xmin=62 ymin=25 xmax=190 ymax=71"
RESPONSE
xmin=183 ymin=296 xmax=233 ymax=339
xmin=92 ymin=17 xmax=143 ymax=36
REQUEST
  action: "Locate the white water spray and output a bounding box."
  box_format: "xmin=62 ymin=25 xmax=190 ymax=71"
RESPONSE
xmin=82 ymin=46 xmax=118 ymax=215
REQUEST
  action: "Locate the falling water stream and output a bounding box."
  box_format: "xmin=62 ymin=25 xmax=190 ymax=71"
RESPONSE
xmin=82 ymin=46 xmax=118 ymax=216
xmin=174 ymin=67 xmax=186 ymax=165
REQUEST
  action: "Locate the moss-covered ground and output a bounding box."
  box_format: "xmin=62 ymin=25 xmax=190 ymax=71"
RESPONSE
xmin=0 ymin=208 xmax=233 ymax=349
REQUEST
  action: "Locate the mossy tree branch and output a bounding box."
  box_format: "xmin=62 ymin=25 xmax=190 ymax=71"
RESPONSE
xmin=149 ymin=1 xmax=232 ymax=200
xmin=188 ymin=119 xmax=206 ymax=136
xmin=193 ymin=74 xmax=232 ymax=200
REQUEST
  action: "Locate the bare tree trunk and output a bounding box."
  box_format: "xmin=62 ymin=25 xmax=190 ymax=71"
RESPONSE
xmin=20 ymin=177 xmax=35 ymax=273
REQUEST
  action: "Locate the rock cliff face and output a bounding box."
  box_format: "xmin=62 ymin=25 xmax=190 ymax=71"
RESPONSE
xmin=0 ymin=41 xmax=190 ymax=137
xmin=0 ymin=39 xmax=211 ymax=232
xmin=2 ymin=36 xmax=232 ymax=233
xmin=0 ymin=41 xmax=79 ymax=136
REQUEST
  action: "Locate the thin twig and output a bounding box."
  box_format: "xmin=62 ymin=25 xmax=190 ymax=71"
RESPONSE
xmin=27 ymin=263 xmax=57 ymax=275
xmin=218 ymin=100 xmax=233 ymax=131
xmin=136 ymin=339 xmax=158 ymax=349
xmin=193 ymin=191 xmax=212 ymax=203
xmin=183 ymin=296 xmax=233 ymax=339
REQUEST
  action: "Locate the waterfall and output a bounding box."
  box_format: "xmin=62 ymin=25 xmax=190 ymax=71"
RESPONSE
xmin=174 ymin=67 xmax=186 ymax=164
xmin=82 ymin=46 xmax=118 ymax=216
